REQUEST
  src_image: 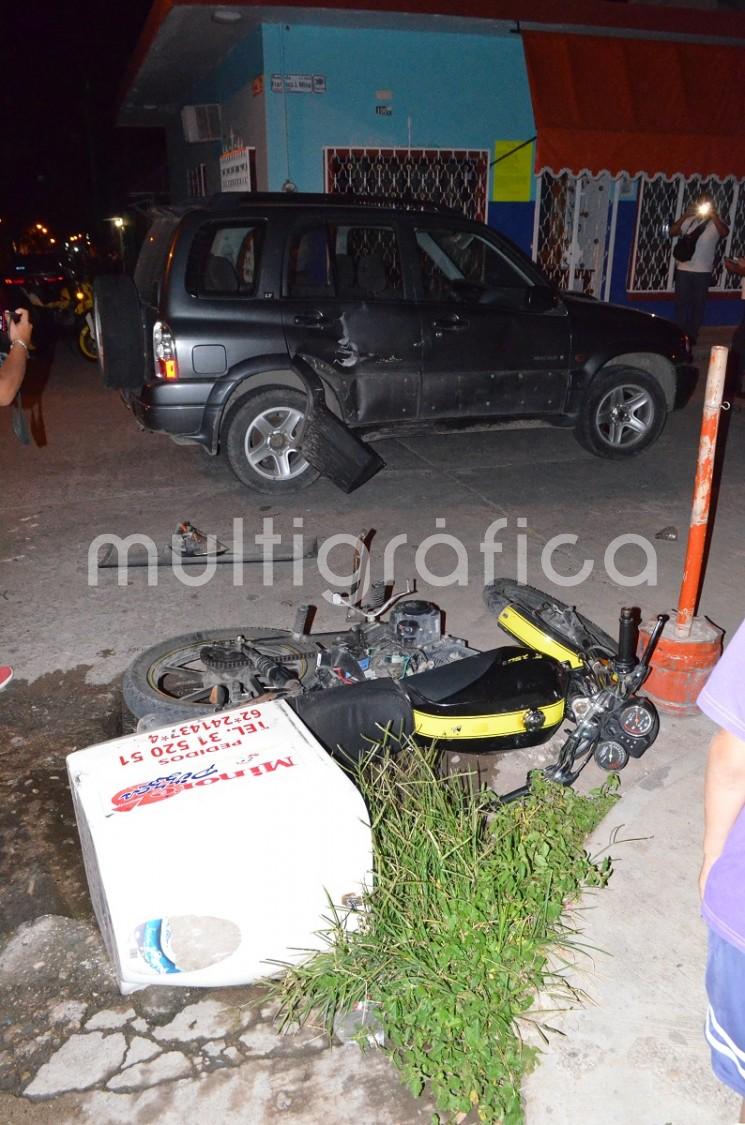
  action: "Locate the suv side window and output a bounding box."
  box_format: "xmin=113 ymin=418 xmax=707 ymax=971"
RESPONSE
xmin=416 ymin=227 xmax=530 ymax=306
xmin=286 ymin=223 xmax=404 ymax=300
xmin=188 ymin=222 xmax=265 ymax=297
xmin=287 ymin=226 xmax=334 ymax=298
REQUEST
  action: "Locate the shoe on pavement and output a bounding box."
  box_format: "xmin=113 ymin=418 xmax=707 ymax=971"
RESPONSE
xmin=0 ymin=666 xmax=13 ymax=691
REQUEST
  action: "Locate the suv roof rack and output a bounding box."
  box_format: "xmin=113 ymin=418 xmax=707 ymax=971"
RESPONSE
xmin=171 ymin=191 xmax=463 ymax=217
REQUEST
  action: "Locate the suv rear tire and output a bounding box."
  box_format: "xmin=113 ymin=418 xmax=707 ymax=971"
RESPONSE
xmin=223 ymin=387 xmax=321 ymax=493
xmin=575 ymin=366 xmax=667 ymax=459
xmin=93 ymin=276 xmax=145 ymax=390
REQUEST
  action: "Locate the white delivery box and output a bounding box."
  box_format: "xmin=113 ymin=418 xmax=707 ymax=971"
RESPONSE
xmin=66 ymin=700 xmax=372 ymax=994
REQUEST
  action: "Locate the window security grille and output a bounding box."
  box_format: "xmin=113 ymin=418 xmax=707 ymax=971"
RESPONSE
xmin=630 ymin=175 xmax=745 ymax=295
xmin=535 ymin=170 xmax=745 ymax=298
xmin=532 ymin=171 xmax=620 ymax=300
xmin=324 ymin=147 xmax=489 ymax=221
xmin=187 ymin=164 xmax=208 ymax=198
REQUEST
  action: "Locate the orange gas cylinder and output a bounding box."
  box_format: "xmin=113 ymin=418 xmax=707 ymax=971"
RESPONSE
xmin=639 ymin=616 xmax=723 ymax=717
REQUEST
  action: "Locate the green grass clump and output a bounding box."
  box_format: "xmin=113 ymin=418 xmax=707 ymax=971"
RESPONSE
xmin=273 ymin=745 xmax=619 ymax=1124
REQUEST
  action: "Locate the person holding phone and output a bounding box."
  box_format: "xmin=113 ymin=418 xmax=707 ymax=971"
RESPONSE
xmin=0 ymin=307 xmax=32 ymax=407
xmin=671 ymin=194 xmax=729 ymax=344
xmin=0 ymin=307 xmax=33 ymax=691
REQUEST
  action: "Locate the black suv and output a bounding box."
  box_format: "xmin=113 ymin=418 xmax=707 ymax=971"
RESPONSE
xmin=94 ymin=193 xmax=695 ymax=493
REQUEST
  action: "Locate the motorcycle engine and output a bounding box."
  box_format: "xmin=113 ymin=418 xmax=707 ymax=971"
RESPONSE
xmin=390 ymin=600 xmax=442 ymax=648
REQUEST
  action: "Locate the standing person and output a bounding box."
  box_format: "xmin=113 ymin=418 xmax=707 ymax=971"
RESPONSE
xmin=698 ymin=620 xmax=745 ymax=1121
xmin=0 ymin=307 xmax=32 ymax=407
xmin=671 ymin=194 xmax=729 ymax=344
xmin=0 ymin=308 xmax=33 ymax=691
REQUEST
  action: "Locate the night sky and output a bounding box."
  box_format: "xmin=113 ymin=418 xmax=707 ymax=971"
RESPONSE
xmin=1 ymin=0 xmax=159 ymax=238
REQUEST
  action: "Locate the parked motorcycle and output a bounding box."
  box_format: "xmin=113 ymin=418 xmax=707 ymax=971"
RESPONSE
xmin=71 ymin=281 xmax=97 ymax=362
xmin=122 ymin=579 xmax=666 ymax=798
xmin=53 ymin=280 xmax=97 ymax=361
xmin=28 ymin=277 xmax=98 ymax=361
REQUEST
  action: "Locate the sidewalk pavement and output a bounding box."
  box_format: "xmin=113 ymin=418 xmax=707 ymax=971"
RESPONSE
xmin=523 ymin=713 xmax=740 ymax=1125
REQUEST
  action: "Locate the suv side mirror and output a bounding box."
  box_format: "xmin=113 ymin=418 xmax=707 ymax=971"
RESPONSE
xmin=525 ymin=284 xmax=558 ymax=313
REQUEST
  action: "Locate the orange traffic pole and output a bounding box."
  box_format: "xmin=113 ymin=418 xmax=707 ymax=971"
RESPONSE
xmin=675 ymin=346 xmax=728 ymax=638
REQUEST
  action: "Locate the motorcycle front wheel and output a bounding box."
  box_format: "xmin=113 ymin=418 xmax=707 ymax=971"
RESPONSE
xmin=78 ymin=321 xmax=98 ymax=362
xmin=483 ymin=580 xmax=617 ymax=663
xmin=122 ymin=627 xmax=317 ymax=727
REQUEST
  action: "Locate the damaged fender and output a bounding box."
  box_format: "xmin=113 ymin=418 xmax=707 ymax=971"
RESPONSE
xmin=291 ymin=353 xmax=385 ymax=494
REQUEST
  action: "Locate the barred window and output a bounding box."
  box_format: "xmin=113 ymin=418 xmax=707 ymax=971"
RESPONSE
xmin=325 ymin=147 xmax=489 ymax=221
xmin=533 ymin=170 xmax=745 ymax=299
xmin=629 ymin=175 xmax=745 ymax=294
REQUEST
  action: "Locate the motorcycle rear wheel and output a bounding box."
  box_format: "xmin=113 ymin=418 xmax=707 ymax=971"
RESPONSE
xmin=483 ymin=580 xmax=617 ymax=662
xmin=122 ymin=627 xmax=317 ymax=727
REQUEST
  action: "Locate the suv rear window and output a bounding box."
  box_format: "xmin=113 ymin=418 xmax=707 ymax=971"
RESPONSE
xmin=134 ymin=216 xmax=179 ymax=306
xmin=186 ymin=222 xmax=265 ymax=297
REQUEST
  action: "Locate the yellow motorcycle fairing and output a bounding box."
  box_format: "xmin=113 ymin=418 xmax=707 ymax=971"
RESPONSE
xmin=413 ymin=697 xmax=565 ymax=742
xmin=403 ymin=646 xmax=568 ymax=753
xmin=496 ymin=606 xmax=584 ymax=670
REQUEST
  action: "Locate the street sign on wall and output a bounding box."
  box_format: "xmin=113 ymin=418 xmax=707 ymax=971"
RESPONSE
xmin=271 ymin=74 xmax=326 ymax=94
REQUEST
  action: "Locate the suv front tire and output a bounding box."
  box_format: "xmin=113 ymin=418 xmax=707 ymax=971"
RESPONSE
xmin=222 ymin=387 xmax=321 ymax=493
xmin=575 ymin=366 xmax=667 ymax=459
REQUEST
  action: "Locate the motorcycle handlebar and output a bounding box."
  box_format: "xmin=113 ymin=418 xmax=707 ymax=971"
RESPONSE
xmin=616 ymin=608 xmax=638 ymax=674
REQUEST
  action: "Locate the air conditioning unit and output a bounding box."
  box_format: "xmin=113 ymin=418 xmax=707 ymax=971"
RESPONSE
xmin=181 ymin=104 xmax=222 ymax=144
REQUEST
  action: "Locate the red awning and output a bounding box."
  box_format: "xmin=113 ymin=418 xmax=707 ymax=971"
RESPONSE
xmin=523 ymin=31 xmax=745 ymax=180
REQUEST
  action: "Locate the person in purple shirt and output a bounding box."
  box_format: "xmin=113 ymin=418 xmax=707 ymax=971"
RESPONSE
xmin=699 ymin=618 xmax=745 ymax=1119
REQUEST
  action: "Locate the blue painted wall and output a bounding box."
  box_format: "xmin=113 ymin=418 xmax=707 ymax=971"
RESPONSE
xmin=489 ymin=201 xmax=534 ymax=258
xmin=260 ymin=23 xmax=534 ymax=207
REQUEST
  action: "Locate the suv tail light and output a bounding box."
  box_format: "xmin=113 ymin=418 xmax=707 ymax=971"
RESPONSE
xmin=153 ymin=320 xmax=178 ymax=380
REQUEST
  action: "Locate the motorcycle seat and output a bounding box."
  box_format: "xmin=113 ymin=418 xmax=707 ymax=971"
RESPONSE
xmin=289 ymin=678 xmax=413 ymax=768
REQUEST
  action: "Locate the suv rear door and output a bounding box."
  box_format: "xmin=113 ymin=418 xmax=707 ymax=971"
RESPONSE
xmin=414 ymin=222 xmax=571 ymax=419
xmin=168 ymin=213 xmax=286 ymax=382
xmin=280 ymin=215 xmax=421 ymax=425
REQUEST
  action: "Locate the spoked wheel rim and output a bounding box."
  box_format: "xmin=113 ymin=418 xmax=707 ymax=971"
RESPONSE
xmin=144 ymin=629 xmax=312 ymax=708
xmin=243 ymin=406 xmax=309 ymax=481
xmin=595 ymin=384 xmax=655 ymax=449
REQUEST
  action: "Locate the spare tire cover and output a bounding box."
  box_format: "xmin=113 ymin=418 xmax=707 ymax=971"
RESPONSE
xmin=93 ymin=275 xmax=146 ymax=390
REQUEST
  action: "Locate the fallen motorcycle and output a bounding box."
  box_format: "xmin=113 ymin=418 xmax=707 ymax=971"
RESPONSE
xmin=122 ymin=580 xmax=666 ymax=797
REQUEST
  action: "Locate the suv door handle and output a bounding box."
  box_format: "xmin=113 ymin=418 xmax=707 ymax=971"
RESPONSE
xmin=433 ymin=314 xmax=469 ymax=335
xmin=294 ymin=311 xmax=328 ymax=328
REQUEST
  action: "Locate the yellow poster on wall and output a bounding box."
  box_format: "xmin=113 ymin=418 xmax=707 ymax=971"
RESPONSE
xmin=491 ymin=140 xmax=533 ymax=202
